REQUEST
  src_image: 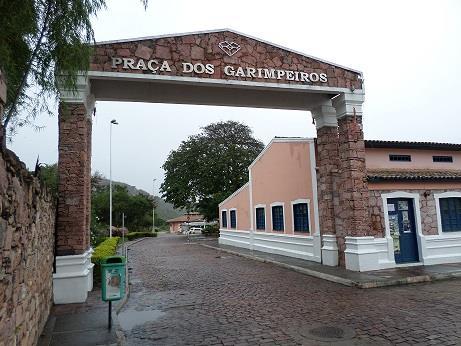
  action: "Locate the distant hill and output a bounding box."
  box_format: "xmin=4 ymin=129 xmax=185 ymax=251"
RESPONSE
xmin=96 ymin=178 xmax=184 ymax=221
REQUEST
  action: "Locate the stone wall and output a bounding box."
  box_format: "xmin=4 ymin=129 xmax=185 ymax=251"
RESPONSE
xmin=90 ymin=30 xmax=362 ymax=90
xmin=0 ymin=69 xmax=6 ymax=148
xmin=0 ymin=149 xmax=56 ymax=345
xmin=368 ymin=188 xmax=461 ymax=236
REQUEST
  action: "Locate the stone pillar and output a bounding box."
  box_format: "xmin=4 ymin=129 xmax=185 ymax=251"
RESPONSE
xmin=332 ymin=92 xmax=374 ymax=270
xmin=53 ymin=75 xmax=95 ymax=303
xmin=0 ymin=70 xmax=6 ymax=149
xmin=312 ymin=101 xmax=340 ymax=266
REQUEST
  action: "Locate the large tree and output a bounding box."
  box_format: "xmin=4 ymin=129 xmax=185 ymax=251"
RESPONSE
xmin=0 ymin=0 xmax=147 ymax=143
xmin=91 ymin=184 xmax=157 ymax=231
xmin=160 ymin=121 xmax=265 ymax=221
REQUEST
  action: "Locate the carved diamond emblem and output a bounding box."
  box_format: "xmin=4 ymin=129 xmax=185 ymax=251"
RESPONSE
xmin=218 ymin=41 xmax=241 ymax=57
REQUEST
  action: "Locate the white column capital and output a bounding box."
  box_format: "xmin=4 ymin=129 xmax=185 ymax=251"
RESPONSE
xmin=58 ymin=73 xmax=95 ymax=118
xmin=311 ymin=100 xmax=337 ymax=129
xmin=332 ymin=92 xmax=365 ymax=119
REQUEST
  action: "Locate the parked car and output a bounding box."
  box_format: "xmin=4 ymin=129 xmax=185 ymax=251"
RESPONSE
xmin=188 ymin=227 xmax=203 ymax=234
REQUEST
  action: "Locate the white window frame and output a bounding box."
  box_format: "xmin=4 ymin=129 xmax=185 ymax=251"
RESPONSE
xmin=291 ymin=199 xmax=310 ymax=233
xmin=381 ymin=191 xmax=423 ymax=264
xmin=254 ymin=204 xmax=266 ymax=231
xmin=434 ymin=191 xmax=461 ymax=235
xmin=229 ymin=208 xmax=237 ymax=229
xmin=221 ymin=209 xmax=228 ymax=229
xmin=270 ymin=202 xmax=285 ymax=232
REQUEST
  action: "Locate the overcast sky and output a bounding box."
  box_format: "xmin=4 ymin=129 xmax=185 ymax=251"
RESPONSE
xmin=10 ymin=0 xmax=461 ymax=195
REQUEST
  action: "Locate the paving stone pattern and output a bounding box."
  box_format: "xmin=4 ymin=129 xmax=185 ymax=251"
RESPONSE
xmin=121 ymin=235 xmax=461 ymax=345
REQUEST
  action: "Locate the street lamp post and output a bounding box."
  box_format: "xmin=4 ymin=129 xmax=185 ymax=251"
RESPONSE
xmin=152 ymin=178 xmax=156 ymax=234
xmin=109 ymin=119 xmax=118 ymax=238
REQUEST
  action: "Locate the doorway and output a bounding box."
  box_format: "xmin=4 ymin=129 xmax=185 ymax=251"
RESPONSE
xmin=387 ymin=198 xmax=419 ymax=263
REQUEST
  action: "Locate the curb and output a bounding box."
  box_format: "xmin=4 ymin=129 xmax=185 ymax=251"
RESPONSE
xmin=198 ymin=243 xmax=355 ymax=287
xmin=113 ymin=237 xmax=148 ymax=345
xmin=115 ymin=236 xmax=153 ymax=315
xmin=356 ymin=271 xmax=461 ymax=289
xmin=198 ymin=243 xmax=461 ymax=289
xmin=113 ymin=236 xmax=157 ymax=345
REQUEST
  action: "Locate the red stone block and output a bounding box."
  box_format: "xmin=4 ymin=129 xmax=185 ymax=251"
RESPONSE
xmin=191 ymin=46 xmax=205 ymax=60
xmin=116 ymin=48 xmax=131 ymax=57
xmin=155 ymin=45 xmax=171 ymax=59
xmin=135 ymin=44 xmax=153 ymax=60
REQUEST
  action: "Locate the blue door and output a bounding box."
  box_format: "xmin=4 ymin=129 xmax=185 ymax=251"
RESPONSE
xmin=387 ymin=198 xmax=419 ymax=263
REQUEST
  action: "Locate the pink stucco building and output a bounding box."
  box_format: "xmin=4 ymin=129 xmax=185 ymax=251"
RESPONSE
xmin=167 ymin=213 xmax=205 ymax=233
xmin=219 ymin=138 xmax=461 ymax=271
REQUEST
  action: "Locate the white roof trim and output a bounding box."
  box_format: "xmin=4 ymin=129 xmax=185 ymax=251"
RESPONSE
xmin=248 ymin=137 xmax=314 ymax=170
xmin=219 ymin=182 xmax=250 ymax=207
xmin=93 ymin=28 xmax=363 ymax=75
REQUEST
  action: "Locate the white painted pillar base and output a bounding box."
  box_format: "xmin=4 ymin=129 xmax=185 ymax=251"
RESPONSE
xmin=313 ymin=233 xmax=322 ymax=263
xmin=53 ymin=248 xmax=94 ymax=304
xmin=321 ymin=234 xmax=339 ymax=266
xmin=344 ymin=237 xmax=380 ymax=271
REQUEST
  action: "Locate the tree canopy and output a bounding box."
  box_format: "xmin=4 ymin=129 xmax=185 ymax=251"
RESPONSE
xmin=0 ymin=0 xmax=148 ymax=143
xmin=91 ymin=184 xmax=159 ymax=231
xmin=38 ymin=163 xmax=163 ymax=238
xmin=160 ymin=121 xmax=265 ymax=221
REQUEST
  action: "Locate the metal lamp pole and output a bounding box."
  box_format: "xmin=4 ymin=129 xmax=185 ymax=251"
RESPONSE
xmin=109 ymin=119 xmax=118 ymax=238
xmin=152 ymin=178 xmax=156 ymax=234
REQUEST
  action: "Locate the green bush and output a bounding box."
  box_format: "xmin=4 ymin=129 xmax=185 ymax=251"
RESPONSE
xmin=91 ymin=237 xmax=120 ymax=265
xmin=202 ymin=224 xmax=220 ymax=236
xmin=126 ymin=231 xmax=157 ymax=241
xmin=91 ymin=237 xmax=120 ymax=286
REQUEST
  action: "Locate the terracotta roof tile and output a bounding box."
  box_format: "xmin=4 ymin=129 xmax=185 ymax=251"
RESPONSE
xmin=367 ymin=169 xmax=461 ymax=181
xmin=365 ymin=140 xmax=461 ymax=151
xmin=167 ymin=213 xmax=204 ymax=223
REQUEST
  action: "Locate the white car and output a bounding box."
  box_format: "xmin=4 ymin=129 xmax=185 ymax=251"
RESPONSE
xmin=188 ymin=227 xmax=203 ymax=234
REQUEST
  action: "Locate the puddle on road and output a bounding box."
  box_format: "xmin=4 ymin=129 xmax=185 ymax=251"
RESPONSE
xmin=118 ymin=308 xmax=166 ymax=330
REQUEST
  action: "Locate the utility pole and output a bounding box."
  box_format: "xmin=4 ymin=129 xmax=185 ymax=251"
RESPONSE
xmin=152 ymin=178 xmax=156 ymax=234
xmin=122 ymin=212 xmax=125 ymax=242
xmin=109 ymin=119 xmax=118 ymax=238
xmin=122 ymin=212 xmax=125 ymax=256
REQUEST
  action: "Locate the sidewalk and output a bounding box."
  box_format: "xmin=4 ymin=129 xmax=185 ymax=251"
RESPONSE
xmin=37 ymin=238 xmax=147 ymax=346
xmin=38 ymin=288 xmax=120 ymax=346
xmin=198 ymin=239 xmax=461 ymax=288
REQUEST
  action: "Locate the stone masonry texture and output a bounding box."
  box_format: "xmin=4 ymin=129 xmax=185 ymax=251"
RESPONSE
xmin=315 ymin=127 xmax=340 ymax=236
xmin=0 ymin=70 xmax=6 ymax=148
xmin=89 ymin=30 xmax=362 ymax=90
xmin=56 ymin=103 xmax=92 ymax=255
xmin=336 ymin=116 xmax=370 ymax=266
xmin=121 ymin=235 xmax=461 ymax=345
xmin=369 ymin=188 xmax=461 ymax=236
xmin=0 ymin=149 xmax=55 ymax=346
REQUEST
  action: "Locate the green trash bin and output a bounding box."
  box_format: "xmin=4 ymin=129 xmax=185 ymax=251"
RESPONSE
xmin=101 ymin=256 xmax=126 ymax=302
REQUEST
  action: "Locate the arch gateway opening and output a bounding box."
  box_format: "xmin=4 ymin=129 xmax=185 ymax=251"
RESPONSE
xmin=54 ymin=28 xmax=370 ymax=303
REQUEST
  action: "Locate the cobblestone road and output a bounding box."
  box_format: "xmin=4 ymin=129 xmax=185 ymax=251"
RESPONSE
xmin=119 ymin=235 xmax=461 ymax=345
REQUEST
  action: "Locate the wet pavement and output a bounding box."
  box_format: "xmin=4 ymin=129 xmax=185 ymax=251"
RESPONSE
xmin=38 ymin=289 xmax=118 ymax=346
xmin=199 ymin=239 xmax=461 ymax=288
xmin=118 ymin=234 xmax=461 ymax=345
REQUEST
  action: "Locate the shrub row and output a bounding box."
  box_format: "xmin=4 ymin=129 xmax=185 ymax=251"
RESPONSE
xmin=126 ymin=231 xmax=157 ymax=241
xmin=202 ymin=224 xmax=220 ymax=236
xmin=91 ymin=237 xmax=120 ymax=286
xmin=91 ymin=236 xmax=120 ymax=265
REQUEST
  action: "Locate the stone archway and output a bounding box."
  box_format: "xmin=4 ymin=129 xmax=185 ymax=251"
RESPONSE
xmin=54 ymin=29 xmax=369 ymax=303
